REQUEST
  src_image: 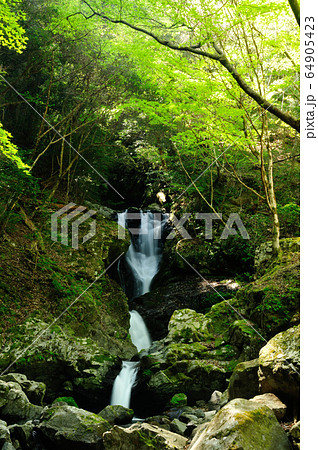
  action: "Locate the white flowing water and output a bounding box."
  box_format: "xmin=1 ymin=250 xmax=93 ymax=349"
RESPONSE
xmin=110 ymin=210 xmax=168 ymax=408
xmin=110 ymin=361 xmax=139 ymax=408
xmin=129 ymin=310 xmax=152 ymax=352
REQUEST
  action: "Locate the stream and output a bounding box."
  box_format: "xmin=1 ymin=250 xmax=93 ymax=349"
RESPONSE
xmin=110 ymin=210 xmax=168 ymax=409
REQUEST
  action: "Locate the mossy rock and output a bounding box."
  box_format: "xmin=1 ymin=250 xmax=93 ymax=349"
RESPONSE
xmin=189 ymin=398 xmax=291 ymax=449
xmin=53 ymin=397 xmax=78 ymax=408
xmin=170 ymin=393 xmax=187 ymax=408
xmin=167 ymin=309 xmax=214 ymax=343
xmin=228 ymin=358 xmax=260 ymax=400
xmin=38 ymin=404 xmax=111 ymax=449
xmin=258 ymin=324 xmax=300 ymax=410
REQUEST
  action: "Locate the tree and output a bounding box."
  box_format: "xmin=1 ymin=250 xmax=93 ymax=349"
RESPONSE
xmin=79 ymin=0 xmax=300 ymax=132
xmin=0 ymin=0 xmax=28 ymax=53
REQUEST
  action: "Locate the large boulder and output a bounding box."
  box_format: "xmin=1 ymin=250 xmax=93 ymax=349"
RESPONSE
xmin=228 ymin=358 xmax=260 ymax=400
xmin=258 ymin=325 xmax=300 ymax=410
xmin=103 ymin=423 xmax=187 ymax=450
xmin=38 ymin=404 xmax=111 ymax=449
xmin=97 ymin=405 xmax=134 ymax=425
xmin=188 ymin=398 xmax=291 ymax=449
xmin=0 ymin=380 xmax=42 ymax=422
xmin=250 ymin=393 xmax=287 ymax=420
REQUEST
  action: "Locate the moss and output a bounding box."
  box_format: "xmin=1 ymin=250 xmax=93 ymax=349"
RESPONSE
xmin=170 ymin=393 xmax=187 ymax=407
xmin=54 ymin=397 xmax=78 ymax=407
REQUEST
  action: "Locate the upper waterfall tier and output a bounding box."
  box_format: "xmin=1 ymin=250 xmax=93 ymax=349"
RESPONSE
xmin=118 ymin=210 xmax=169 ymax=299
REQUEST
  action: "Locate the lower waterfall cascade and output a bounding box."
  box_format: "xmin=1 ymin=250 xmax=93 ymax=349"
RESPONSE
xmin=110 ymin=210 xmax=169 ymax=409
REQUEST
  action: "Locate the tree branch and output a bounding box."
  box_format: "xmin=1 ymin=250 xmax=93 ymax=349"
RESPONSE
xmin=288 ymin=0 xmax=300 ymax=26
xmin=81 ymin=0 xmax=299 ymax=132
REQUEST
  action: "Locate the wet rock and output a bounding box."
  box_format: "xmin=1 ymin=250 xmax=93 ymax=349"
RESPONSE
xmin=38 ymin=404 xmax=110 ymax=449
xmin=250 ymin=393 xmax=287 ymax=420
xmin=103 ymin=423 xmax=187 ymax=449
xmin=188 ymin=398 xmax=291 ymax=449
xmin=228 ymin=358 xmax=260 ymax=400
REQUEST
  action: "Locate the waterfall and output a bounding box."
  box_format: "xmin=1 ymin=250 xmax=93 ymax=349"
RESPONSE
xmin=110 ymin=361 xmax=139 ymax=408
xmin=129 ymin=310 xmax=151 ymax=352
xmin=110 ymin=210 xmax=168 ymax=409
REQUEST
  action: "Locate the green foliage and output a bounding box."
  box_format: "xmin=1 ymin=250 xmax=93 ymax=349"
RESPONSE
xmin=0 ymin=122 xmax=30 ymax=172
xmin=277 ymin=203 xmax=300 ymax=236
xmin=0 ymin=0 xmax=28 ymax=53
xmin=203 ymin=291 xmax=233 ymax=313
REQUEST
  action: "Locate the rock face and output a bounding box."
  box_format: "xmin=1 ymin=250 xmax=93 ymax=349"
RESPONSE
xmin=103 ymin=423 xmax=187 ymax=450
xmin=228 ymin=358 xmax=260 ymax=400
xmin=250 ymin=393 xmax=287 ymax=420
xmin=0 ymin=215 xmax=136 ymax=412
xmin=258 ymin=325 xmax=300 ymax=410
xmin=188 ymin=398 xmax=291 ymax=450
xmin=237 ymin=239 xmax=300 ymax=336
xmin=131 ymin=276 xmax=239 ymax=340
xmin=38 ymin=404 xmax=111 ymax=450
xmin=254 ymin=238 xmax=300 ymax=276
xmin=0 ymin=380 xmax=42 ymax=422
xmin=0 ymin=316 xmax=136 ymax=411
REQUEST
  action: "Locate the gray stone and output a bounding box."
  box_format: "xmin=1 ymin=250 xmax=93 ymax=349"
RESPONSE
xmin=97 ymin=405 xmax=134 ymax=425
xmin=228 ymin=358 xmax=259 ymax=400
xmin=170 ymin=418 xmax=187 ymax=435
xmin=0 ymin=380 xmax=42 ymax=421
xmin=209 ymin=390 xmax=222 ymax=411
xmin=103 ymin=423 xmax=187 ymax=449
xmin=250 ymin=393 xmax=287 ymax=420
xmin=188 ymin=398 xmax=291 ymax=450
xmin=0 ymin=373 xmax=46 ymax=405
xmin=38 ymin=404 xmax=111 ymax=449
xmin=258 ymin=325 xmax=300 ymax=406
